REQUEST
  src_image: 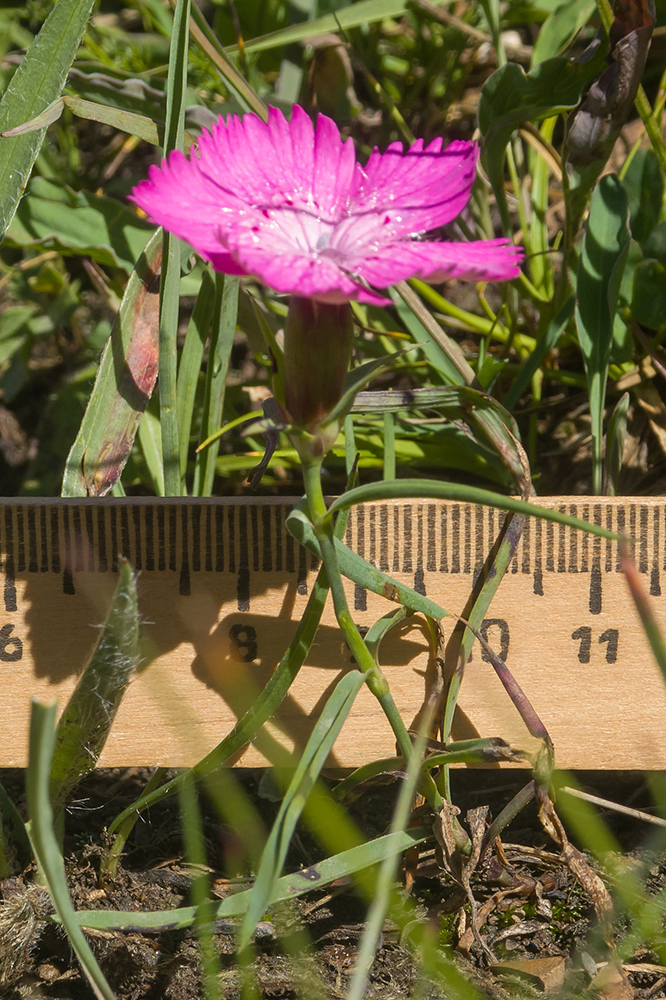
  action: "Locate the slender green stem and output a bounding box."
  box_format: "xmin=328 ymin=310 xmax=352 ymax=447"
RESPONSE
xmin=300 ymin=458 xmax=443 ymax=812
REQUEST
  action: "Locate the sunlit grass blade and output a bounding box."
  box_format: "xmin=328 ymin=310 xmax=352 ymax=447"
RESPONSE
xmin=575 ymin=174 xmax=630 ymax=494
xmin=189 ymin=1 xmax=268 ymax=120
xmin=327 ymin=480 xmax=620 ymax=541
xmin=237 ymin=670 xmax=366 ymax=950
xmin=26 ymin=701 xmax=116 ymax=1000
xmin=392 ymin=282 xmax=474 ymax=384
xmin=49 ymin=561 xmax=140 ymax=824
xmin=229 ymin=0 xmax=447 ymax=54
xmin=70 ymin=826 xmax=431 ymax=931
xmin=0 ymin=0 xmax=96 ymax=241
xmin=62 ymin=230 xmax=161 ymax=497
xmin=159 ymin=0 xmax=191 ymax=497
xmin=193 ymin=274 xmax=240 ymax=497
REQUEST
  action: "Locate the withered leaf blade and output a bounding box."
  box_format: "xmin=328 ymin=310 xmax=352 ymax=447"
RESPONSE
xmin=566 ymin=0 xmax=656 ymax=166
xmin=62 ymin=231 xmax=161 ymax=496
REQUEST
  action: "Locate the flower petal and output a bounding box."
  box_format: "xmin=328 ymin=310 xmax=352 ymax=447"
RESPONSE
xmin=352 ymin=238 xmax=524 ymax=287
xmin=349 ymin=139 xmax=478 ymax=236
xmin=225 ymin=222 xmax=387 ymax=303
xmin=130 ymin=149 xmax=246 ymax=261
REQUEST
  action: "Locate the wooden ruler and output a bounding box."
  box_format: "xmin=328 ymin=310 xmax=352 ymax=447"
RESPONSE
xmin=1 ymin=497 xmax=664 ymax=770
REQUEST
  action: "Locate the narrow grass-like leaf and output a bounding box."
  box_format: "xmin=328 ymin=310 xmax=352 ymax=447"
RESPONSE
xmin=383 ymin=412 xmax=396 ymax=480
xmin=70 ymin=826 xmax=430 ymax=931
xmin=604 ymin=391 xmax=630 ymax=496
xmin=26 ymin=702 xmax=116 ymax=1000
xmin=62 ymin=230 xmax=161 ymax=496
xmin=503 ymin=297 xmax=574 ymax=412
xmin=159 ymin=0 xmax=191 ymax=497
xmin=1 ymin=95 xmax=182 ymax=150
xmin=575 ymin=174 xmax=630 ymax=493
xmin=335 ymin=738 xmax=527 ymax=803
xmin=393 ymin=282 xmax=473 ymax=384
xmin=189 ymin=2 xmax=268 ymax=120
xmin=231 ymin=0 xmax=448 ymax=54
xmin=288 ymin=506 xmax=451 ymax=620
xmin=0 ymin=0 xmax=96 ymax=241
xmin=179 ymin=776 xmax=221 ymax=1000
xmin=237 ymin=670 xmax=366 ymax=950
xmin=347 ymin=687 xmax=434 ymax=1000
xmin=327 ymin=480 xmax=620 ymax=541
xmin=50 ymin=560 xmax=140 ymax=819
xmin=176 ymin=268 xmax=215 ymax=486
xmin=193 ymin=274 xmax=239 ymax=496
xmin=137 ymin=406 xmax=165 ymax=496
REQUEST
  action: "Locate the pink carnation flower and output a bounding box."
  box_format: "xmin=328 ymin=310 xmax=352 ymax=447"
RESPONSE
xmin=131 ymin=106 xmax=522 ymax=305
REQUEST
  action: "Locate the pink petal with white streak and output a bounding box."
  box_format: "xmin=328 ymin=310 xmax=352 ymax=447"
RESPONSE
xmin=352 ymin=238 xmax=524 ymax=287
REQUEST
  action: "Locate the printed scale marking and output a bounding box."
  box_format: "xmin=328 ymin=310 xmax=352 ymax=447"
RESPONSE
xmin=0 ymin=497 xmax=664 ymax=769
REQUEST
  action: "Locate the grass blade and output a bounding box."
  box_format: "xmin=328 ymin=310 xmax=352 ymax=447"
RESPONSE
xmin=159 ymin=0 xmax=191 ymax=497
xmin=231 ymin=0 xmax=448 ymax=54
xmin=237 ymin=670 xmax=366 ymax=949
xmin=327 ymin=480 xmax=620 ymax=541
xmin=575 ymin=174 xmax=630 ymax=493
xmin=176 ymin=268 xmax=216 ymax=487
xmin=193 ymin=274 xmax=239 ymax=496
xmin=71 ymin=826 xmax=430 ymax=931
xmin=0 ymin=0 xmax=96 ymax=240
xmin=26 ymin=701 xmax=116 ymax=1000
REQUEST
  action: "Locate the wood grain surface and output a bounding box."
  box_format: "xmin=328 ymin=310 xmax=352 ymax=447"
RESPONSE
xmin=0 ymin=496 xmax=663 ymax=769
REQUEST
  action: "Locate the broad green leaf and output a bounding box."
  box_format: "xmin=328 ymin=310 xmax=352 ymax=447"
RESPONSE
xmin=62 ymin=230 xmax=161 ymax=496
xmin=622 ymin=149 xmax=665 ymax=246
xmin=0 ymin=0 xmax=96 ymax=241
xmin=576 ymin=174 xmax=630 ymax=493
xmin=643 ymin=221 xmax=666 ymax=266
xmin=6 ymin=177 xmax=153 ymax=273
xmin=479 ymin=57 xmax=599 ymax=222
xmin=631 ymin=259 xmax=666 ymax=331
xmin=49 ymin=561 xmax=140 ymax=817
xmin=531 ymin=0 xmax=595 ymax=65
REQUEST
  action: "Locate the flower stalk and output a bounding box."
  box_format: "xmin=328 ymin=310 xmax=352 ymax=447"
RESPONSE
xmin=301 ymin=457 xmax=444 ymax=812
